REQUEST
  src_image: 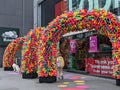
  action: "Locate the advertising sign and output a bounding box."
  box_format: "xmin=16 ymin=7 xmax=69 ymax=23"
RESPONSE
xmin=89 ymin=36 xmax=98 ymax=52
xmin=85 ymin=58 xmax=113 ymax=77
xmin=70 ymin=40 xmax=76 ymax=53
xmin=0 ymin=27 xmax=19 ymax=47
xmin=69 ymin=0 xmax=120 ymax=12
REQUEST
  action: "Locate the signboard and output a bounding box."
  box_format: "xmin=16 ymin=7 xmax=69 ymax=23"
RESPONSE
xmin=89 ymin=36 xmax=98 ymax=52
xmin=69 ymin=0 xmax=120 ymax=15
xmin=0 ymin=27 xmax=19 ymax=47
xmin=85 ymin=58 xmax=113 ymax=77
xmin=70 ymin=40 xmax=76 ymax=53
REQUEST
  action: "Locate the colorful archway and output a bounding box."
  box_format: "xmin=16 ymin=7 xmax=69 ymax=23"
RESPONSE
xmin=21 ymin=27 xmax=44 ymax=77
xmin=38 ymin=9 xmax=120 ymax=81
xmin=3 ymin=37 xmax=25 ymax=70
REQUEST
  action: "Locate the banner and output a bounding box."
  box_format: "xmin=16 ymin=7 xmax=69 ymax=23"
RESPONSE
xmin=85 ymin=58 xmax=113 ymax=77
xmin=70 ymin=40 xmax=76 ymax=53
xmin=89 ymin=36 xmax=98 ymax=52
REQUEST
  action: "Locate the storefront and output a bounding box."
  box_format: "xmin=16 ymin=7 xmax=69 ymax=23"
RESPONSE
xmin=61 ymin=29 xmax=113 ymax=77
xmin=86 ymin=35 xmax=113 ymax=77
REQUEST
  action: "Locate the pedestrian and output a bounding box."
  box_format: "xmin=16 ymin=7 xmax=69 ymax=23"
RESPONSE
xmin=56 ymin=54 xmax=65 ymax=80
xmin=114 ymin=65 xmax=120 ymax=86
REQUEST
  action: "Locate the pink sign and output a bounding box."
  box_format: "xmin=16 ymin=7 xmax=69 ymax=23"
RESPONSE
xmin=70 ymin=40 xmax=76 ymax=53
xmin=89 ymin=36 xmax=98 ymax=52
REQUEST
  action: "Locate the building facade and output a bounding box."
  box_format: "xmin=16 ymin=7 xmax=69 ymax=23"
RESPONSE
xmin=34 ymin=0 xmax=120 ymax=27
xmin=0 ymin=0 xmax=33 ymax=67
xmin=33 ymin=0 xmax=67 ymax=27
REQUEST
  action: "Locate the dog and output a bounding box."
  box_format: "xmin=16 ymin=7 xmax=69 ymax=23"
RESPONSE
xmin=12 ymin=63 xmax=20 ymax=72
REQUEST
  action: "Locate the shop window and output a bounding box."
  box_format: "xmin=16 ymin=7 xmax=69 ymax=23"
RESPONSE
xmin=60 ymin=31 xmax=112 ymax=72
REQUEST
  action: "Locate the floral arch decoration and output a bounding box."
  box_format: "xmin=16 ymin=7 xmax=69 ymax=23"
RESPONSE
xmin=3 ymin=37 xmax=25 ymax=68
xmin=38 ymin=9 xmax=120 ymax=79
xmin=21 ymin=27 xmax=45 ymax=74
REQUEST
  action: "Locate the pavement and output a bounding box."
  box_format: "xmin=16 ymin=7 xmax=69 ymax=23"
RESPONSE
xmin=0 ymin=68 xmax=120 ymax=90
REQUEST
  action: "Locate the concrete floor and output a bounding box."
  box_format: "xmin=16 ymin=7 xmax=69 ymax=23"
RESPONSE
xmin=0 ymin=68 xmax=120 ymax=90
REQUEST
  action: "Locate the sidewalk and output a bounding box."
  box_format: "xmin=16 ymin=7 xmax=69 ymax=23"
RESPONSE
xmin=0 ymin=68 xmax=60 ymax=90
xmin=0 ymin=68 xmax=120 ymax=90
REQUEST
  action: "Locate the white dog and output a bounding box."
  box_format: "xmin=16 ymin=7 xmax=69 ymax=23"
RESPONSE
xmin=12 ymin=63 xmax=20 ymax=72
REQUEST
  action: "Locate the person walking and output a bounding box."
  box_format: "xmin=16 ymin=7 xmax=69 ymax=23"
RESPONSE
xmin=56 ymin=54 xmax=65 ymax=80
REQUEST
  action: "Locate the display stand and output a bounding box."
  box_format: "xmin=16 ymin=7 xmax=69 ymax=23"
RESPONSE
xmin=4 ymin=67 xmax=13 ymax=71
xmin=39 ymin=76 xmax=56 ymax=83
xmin=22 ymin=72 xmax=38 ymax=79
xmin=116 ymin=79 xmax=120 ymax=86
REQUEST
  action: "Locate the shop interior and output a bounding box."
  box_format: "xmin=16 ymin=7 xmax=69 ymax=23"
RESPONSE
xmin=60 ymin=30 xmax=112 ymax=71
